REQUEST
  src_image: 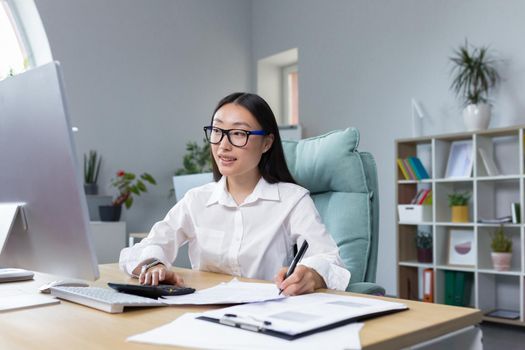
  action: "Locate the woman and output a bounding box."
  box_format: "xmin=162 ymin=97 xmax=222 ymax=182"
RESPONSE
xmin=119 ymin=92 xmax=350 ymax=295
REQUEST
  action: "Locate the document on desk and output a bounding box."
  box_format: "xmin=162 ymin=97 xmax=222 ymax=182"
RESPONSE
xmin=161 ymin=278 xmax=284 ymax=305
xmin=0 ymin=288 xmax=60 ymax=312
xmin=128 ymin=312 xmax=364 ymax=350
xmin=199 ymin=292 xmax=407 ymax=339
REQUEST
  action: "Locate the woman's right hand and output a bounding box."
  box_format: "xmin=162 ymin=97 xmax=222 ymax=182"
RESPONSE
xmin=139 ymin=264 xmax=185 ymax=286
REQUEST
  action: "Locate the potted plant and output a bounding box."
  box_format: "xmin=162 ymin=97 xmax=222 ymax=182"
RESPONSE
xmin=172 ymin=139 xmax=213 ymax=201
xmin=415 ymin=231 xmax=433 ymax=263
xmin=450 ymin=40 xmax=500 ymax=131
xmin=83 ymin=150 xmax=102 ymax=195
xmin=99 ymin=170 xmax=156 ymax=221
xmin=448 ymin=191 xmax=470 ymax=223
xmin=490 ymin=226 xmax=512 ymax=271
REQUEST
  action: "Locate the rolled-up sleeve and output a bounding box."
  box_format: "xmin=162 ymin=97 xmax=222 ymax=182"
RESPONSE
xmin=118 ymin=198 xmax=193 ymax=277
xmin=289 ymin=194 xmax=351 ymax=291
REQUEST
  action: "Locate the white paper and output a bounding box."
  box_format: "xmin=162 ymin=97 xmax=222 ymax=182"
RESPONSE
xmin=162 ymin=278 xmax=285 ymax=305
xmin=0 ymin=293 xmax=60 ymax=312
xmin=202 ymin=292 xmax=406 ymax=336
xmin=128 ymin=312 xmax=363 ymax=350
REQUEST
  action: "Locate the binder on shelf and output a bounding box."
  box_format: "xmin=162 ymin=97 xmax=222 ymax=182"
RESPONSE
xmin=444 ymin=271 xmax=455 ymax=306
xmin=422 ymin=268 xmax=434 ymax=303
xmin=396 ymin=159 xmax=410 ymax=180
xmin=453 ymin=272 xmax=472 ymax=307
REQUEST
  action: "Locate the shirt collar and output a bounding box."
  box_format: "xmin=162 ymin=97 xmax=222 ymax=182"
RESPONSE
xmin=206 ymin=176 xmax=280 ymax=207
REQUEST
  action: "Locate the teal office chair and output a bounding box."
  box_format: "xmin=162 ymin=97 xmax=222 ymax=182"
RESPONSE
xmin=282 ymin=128 xmax=384 ymax=295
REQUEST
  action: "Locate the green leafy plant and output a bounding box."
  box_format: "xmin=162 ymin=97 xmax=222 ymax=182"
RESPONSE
xmin=491 ymin=226 xmax=512 ymax=253
xmin=83 ymin=150 xmax=102 ymax=184
xmin=111 ymin=170 xmax=156 ymax=209
xmin=415 ymin=231 xmax=432 ymax=249
xmin=450 ymin=40 xmax=500 ymax=106
xmin=448 ymin=192 xmax=471 ymax=207
xmin=175 ymin=139 xmax=212 ymax=175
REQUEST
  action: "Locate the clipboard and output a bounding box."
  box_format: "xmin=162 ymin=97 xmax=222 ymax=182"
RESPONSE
xmin=197 ymin=293 xmax=408 ymax=340
xmin=197 ymin=308 xmax=404 ymax=340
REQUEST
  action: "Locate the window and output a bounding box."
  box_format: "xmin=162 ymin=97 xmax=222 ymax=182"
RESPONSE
xmin=282 ymin=64 xmax=299 ymax=125
xmin=0 ymin=0 xmax=28 ymax=79
xmin=257 ymin=48 xmax=299 ymax=126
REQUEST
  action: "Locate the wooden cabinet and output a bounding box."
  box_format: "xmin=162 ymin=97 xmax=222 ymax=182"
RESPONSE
xmin=395 ymin=125 xmax=525 ymax=326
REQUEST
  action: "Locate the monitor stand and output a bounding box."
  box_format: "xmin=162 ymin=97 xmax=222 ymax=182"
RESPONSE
xmin=0 ymin=203 xmax=34 ymax=282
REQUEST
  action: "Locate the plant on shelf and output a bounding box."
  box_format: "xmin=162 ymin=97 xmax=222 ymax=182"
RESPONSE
xmin=83 ymin=150 xmax=102 ymax=195
xmin=490 ymin=225 xmax=512 ymax=271
xmin=415 ymin=231 xmax=433 ymax=263
xmin=448 ymin=191 xmax=471 ymax=223
xmin=175 ymin=139 xmax=212 ymax=175
xmin=99 ymin=170 xmax=156 ymax=222
xmin=450 ymin=40 xmax=500 ymax=131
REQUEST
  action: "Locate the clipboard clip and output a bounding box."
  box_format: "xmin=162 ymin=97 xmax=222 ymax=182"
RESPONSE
xmin=219 ymin=313 xmax=272 ymax=332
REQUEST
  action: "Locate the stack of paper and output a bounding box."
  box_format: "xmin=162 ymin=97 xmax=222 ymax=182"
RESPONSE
xmin=162 ymin=278 xmax=284 ymax=305
xmin=128 ymin=312 xmax=364 ymax=350
xmin=0 ymin=288 xmax=59 ymax=312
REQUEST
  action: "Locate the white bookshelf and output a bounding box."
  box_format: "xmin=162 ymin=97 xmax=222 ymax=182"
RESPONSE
xmin=395 ymin=125 xmax=525 ymax=326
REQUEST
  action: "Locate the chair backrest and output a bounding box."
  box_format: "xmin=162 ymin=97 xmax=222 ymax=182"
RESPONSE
xmin=282 ymin=128 xmax=379 ymax=288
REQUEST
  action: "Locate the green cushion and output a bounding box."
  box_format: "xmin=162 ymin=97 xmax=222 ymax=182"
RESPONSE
xmin=282 ymin=128 xmax=367 ymax=194
xmin=312 ymin=192 xmax=370 ymax=284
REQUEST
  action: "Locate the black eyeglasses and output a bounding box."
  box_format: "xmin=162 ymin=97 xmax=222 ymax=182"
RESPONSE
xmin=203 ymin=126 xmax=268 ymax=148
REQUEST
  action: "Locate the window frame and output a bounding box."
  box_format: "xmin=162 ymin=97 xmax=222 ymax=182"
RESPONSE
xmin=1 ymin=0 xmax=33 ymax=75
xmin=281 ymin=63 xmax=298 ymax=126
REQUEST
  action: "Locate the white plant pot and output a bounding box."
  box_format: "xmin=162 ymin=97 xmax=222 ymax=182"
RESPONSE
xmin=463 ymin=103 xmax=491 ymax=131
xmin=491 ymin=252 xmax=512 ymax=271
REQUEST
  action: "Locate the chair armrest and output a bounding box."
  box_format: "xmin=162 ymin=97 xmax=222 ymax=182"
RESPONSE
xmin=347 ymin=282 xmax=385 ymax=296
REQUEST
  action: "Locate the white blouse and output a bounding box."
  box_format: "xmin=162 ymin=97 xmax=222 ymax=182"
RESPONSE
xmin=119 ymin=176 xmax=351 ymax=291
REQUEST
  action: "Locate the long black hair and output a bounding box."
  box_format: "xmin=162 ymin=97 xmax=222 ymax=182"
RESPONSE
xmin=209 ymin=92 xmax=296 ymax=184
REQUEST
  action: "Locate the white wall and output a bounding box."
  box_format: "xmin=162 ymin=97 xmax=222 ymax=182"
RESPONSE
xmin=33 ymin=0 xmax=525 ymax=294
xmin=251 ymin=0 xmax=525 ymax=294
xmin=36 ymin=0 xmax=252 ymax=232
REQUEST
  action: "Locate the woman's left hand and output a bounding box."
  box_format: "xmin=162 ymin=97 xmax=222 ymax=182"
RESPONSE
xmin=274 ymin=265 xmax=327 ymax=296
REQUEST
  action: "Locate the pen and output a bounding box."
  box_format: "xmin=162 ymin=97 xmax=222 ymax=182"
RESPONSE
xmin=279 ymin=240 xmax=309 ymax=295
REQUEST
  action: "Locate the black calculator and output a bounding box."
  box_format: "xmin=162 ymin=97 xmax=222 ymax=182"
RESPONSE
xmin=108 ymin=282 xmax=195 ymax=299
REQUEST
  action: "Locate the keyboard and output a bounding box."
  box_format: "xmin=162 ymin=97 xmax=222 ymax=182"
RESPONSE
xmin=50 ymin=286 xmax=167 ymax=313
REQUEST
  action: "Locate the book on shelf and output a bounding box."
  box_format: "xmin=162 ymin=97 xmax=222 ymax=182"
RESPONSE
xmin=409 ymin=189 xmax=432 ymax=205
xmin=410 ymin=189 xmax=424 ymax=204
xmin=403 ymin=159 xmax=417 ymax=180
xmin=396 ymin=158 xmax=410 ymax=180
xmin=511 ymin=203 xmax=521 ymax=224
xmin=396 ymin=157 xmax=430 ymax=180
xmin=478 ymin=148 xmax=500 ymax=176
xmin=486 ymin=309 xmax=520 ymax=320
xmin=478 ymin=216 xmax=512 ymax=224
xmin=409 ymin=157 xmax=430 ymax=179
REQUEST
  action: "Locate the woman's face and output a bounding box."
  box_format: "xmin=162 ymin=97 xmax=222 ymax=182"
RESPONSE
xmin=211 ymin=103 xmax=274 ymax=181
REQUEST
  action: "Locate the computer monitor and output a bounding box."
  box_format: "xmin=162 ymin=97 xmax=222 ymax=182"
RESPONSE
xmin=0 ymin=62 xmax=99 ymax=280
